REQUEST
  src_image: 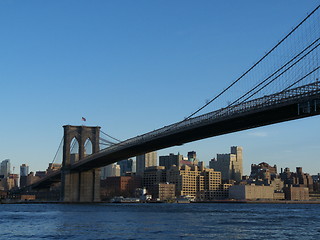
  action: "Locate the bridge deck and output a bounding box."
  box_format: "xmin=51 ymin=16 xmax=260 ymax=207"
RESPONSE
xmin=31 ymin=81 xmax=320 ymax=188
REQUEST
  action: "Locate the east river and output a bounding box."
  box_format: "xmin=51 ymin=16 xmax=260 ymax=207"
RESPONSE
xmin=1 ymin=203 xmax=320 ymax=239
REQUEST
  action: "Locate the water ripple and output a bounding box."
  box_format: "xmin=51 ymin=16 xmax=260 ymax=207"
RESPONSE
xmin=1 ymin=203 xmax=320 ymax=239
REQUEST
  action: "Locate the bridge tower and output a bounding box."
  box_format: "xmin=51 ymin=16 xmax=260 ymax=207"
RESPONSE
xmin=61 ymin=125 xmax=101 ymax=202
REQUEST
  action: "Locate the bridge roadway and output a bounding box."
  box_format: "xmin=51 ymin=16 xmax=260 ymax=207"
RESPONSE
xmin=32 ymin=81 xmax=320 ymax=188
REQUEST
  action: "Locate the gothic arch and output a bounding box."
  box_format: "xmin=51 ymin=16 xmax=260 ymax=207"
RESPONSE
xmin=62 ymin=125 xmax=100 ymax=166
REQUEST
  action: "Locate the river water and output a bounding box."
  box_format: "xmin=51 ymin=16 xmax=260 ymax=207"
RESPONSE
xmin=0 ymin=203 xmax=319 ymax=239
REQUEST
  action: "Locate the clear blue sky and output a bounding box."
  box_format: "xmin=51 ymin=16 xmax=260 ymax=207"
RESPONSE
xmin=0 ymin=0 xmax=319 ymax=175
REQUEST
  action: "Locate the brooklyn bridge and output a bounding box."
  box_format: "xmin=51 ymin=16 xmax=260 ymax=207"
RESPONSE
xmin=21 ymin=5 xmax=320 ymax=202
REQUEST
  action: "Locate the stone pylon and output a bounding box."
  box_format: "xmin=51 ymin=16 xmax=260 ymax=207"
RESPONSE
xmin=61 ymin=125 xmax=101 ymax=202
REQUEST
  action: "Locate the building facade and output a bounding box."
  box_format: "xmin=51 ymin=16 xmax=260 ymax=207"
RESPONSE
xmin=283 ymin=186 xmax=309 ymax=200
xmin=167 ymin=165 xmax=224 ymax=200
xmin=150 ymin=183 xmax=176 ymax=201
xmin=101 ymin=164 xmax=121 ymax=179
xmin=136 ymin=151 xmax=157 ymax=176
xmin=159 ymin=153 xmax=183 ymax=170
xmin=280 ymin=167 xmax=314 ymax=191
xmin=0 ymin=159 xmax=11 ymax=178
xmin=100 ymin=176 xmax=142 ymax=198
xmin=20 ymin=164 xmax=30 ymax=187
xmin=229 ymin=185 xmax=275 ymax=200
xmin=143 ymin=166 xmax=167 ymax=191
xmin=250 ymin=162 xmax=277 ymax=181
xmin=118 ymin=159 xmax=134 ymax=176
xmin=209 ymin=146 xmax=243 ymax=182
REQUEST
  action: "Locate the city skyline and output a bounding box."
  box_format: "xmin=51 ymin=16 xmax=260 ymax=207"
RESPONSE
xmin=1 ymin=1 xmax=320 ymax=175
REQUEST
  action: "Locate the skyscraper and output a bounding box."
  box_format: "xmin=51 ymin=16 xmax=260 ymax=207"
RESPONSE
xmin=209 ymin=146 xmax=243 ymax=182
xmin=118 ymin=159 xmax=134 ymax=176
xmin=159 ymin=153 xmax=183 ymax=170
xmin=20 ymin=164 xmax=29 ymax=177
xmin=136 ymin=151 xmax=157 ymax=176
xmin=187 ymin=151 xmax=197 ymax=161
xmin=0 ymin=159 xmax=11 ymax=178
xmin=20 ymin=164 xmax=30 ymax=187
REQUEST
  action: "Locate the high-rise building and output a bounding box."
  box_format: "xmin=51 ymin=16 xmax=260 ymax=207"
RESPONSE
xmin=20 ymin=164 xmax=29 ymax=177
xmin=0 ymin=159 xmax=11 ymax=178
xmin=209 ymin=146 xmax=243 ymax=182
xmin=166 ymin=165 xmax=225 ymax=200
xmin=20 ymin=164 xmax=30 ymax=187
xmin=118 ymin=159 xmax=134 ymax=176
xmin=143 ymin=166 xmax=167 ymax=191
xmin=136 ymin=151 xmax=157 ymax=176
xmin=187 ymin=151 xmax=197 ymax=161
xmin=231 ymin=146 xmax=243 ymax=179
xmin=159 ymin=153 xmax=183 ymax=170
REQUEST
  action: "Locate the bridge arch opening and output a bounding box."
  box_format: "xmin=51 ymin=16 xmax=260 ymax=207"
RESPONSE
xmin=70 ymin=137 xmax=79 ymax=163
xmin=84 ymin=138 xmax=93 ymax=156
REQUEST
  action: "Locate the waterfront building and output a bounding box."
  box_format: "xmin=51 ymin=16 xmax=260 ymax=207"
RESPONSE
xmin=209 ymin=146 xmax=243 ymax=182
xmin=136 ymin=151 xmax=157 ymax=176
xmin=229 ymin=184 xmax=275 ymax=200
xmin=0 ymin=159 xmax=11 ymax=178
xmin=149 ymin=183 xmax=176 ymax=201
xmin=143 ymin=166 xmax=167 ymax=191
xmin=167 ymin=165 xmax=198 ymax=198
xmin=313 ymin=174 xmax=320 ymax=192
xmin=100 ymin=176 xmax=141 ymax=198
xmin=283 ymin=186 xmax=309 ymax=200
xmin=167 ymin=165 xmax=224 ymax=200
xmin=159 ymin=153 xmax=183 ymax=170
xmin=270 ymin=178 xmax=284 ymax=191
xmin=198 ymin=168 xmax=228 ymax=200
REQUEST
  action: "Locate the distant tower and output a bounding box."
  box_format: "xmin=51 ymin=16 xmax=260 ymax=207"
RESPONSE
xmin=136 ymin=151 xmax=157 ymax=176
xmin=20 ymin=164 xmax=30 ymax=187
xmin=187 ymin=151 xmax=197 ymax=162
xmin=118 ymin=159 xmax=134 ymax=176
xmin=231 ymin=146 xmax=243 ymax=180
xmin=209 ymin=146 xmax=243 ymax=182
xmin=0 ymin=159 xmax=11 ymax=178
xmin=20 ymin=164 xmax=29 ymax=177
xmin=159 ymin=153 xmax=183 ymax=170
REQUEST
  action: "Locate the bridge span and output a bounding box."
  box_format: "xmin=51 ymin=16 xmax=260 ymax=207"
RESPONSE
xmin=32 ymin=81 xmax=320 ymax=190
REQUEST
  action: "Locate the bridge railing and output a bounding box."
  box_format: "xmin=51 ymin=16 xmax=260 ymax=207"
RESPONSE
xmin=98 ymin=81 xmax=320 ymax=154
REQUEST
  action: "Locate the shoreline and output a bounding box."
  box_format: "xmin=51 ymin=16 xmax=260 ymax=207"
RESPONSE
xmin=1 ymin=200 xmax=320 ymax=204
